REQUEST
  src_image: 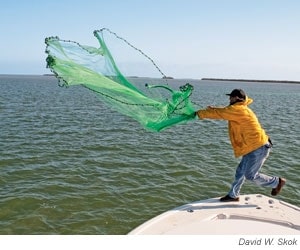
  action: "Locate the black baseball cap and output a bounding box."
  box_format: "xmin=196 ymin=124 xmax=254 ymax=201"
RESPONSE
xmin=226 ymin=89 xmax=246 ymax=99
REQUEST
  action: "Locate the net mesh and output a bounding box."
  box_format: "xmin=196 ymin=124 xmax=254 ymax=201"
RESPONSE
xmin=45 ymin=28 xmax=196 ymax=132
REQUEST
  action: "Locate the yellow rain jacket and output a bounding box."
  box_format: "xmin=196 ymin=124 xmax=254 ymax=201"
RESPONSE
xmin=196 ymin=96 xmax=269 ymax=157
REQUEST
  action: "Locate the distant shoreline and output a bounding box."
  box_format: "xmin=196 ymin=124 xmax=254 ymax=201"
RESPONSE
xmin=0 ymin=74 xmax=299 ymax=84
xmin=201 ymin=78 xmax=300 ymax=84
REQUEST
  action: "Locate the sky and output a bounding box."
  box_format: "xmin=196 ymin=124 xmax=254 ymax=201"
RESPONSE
xmin=1 ymin=0 xmax=300 ymax=80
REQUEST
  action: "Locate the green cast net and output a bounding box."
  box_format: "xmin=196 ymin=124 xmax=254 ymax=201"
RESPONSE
xmin=45 ymin=28 xmax=196 ymax=132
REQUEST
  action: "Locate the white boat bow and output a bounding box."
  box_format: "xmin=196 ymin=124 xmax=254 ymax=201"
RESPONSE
xmin=128 ymin=194 xmax=300 ymax=235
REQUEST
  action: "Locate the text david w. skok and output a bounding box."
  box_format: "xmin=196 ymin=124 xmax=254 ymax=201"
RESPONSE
xmin=239 ymin=237 xmax=298 ymax=246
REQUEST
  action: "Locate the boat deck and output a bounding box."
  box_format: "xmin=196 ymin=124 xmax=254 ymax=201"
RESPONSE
xmin=128 ymin=194 xmax=300 ymax=235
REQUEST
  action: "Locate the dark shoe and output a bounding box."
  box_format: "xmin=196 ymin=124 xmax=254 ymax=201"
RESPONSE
xmin=271 ymin=177 xmax=286 ymax=196
xmin=220 ymin=194 xmax=239 ymax=202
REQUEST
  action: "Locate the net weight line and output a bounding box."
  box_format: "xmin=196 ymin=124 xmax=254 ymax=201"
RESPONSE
xmin=95 ymin=28 xmax=168 ymax=81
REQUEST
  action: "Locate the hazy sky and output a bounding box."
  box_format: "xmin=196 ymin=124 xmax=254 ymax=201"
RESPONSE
xmin=1 ymin=0 xmax=300 ymax=80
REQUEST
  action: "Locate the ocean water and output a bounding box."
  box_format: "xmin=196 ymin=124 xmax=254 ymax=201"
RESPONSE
xmin=0 ymin=75 xmax=299 ymax=235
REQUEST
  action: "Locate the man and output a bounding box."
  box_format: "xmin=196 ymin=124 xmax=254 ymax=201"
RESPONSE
xmin=195 ymin=89 xmax=286 ymax=202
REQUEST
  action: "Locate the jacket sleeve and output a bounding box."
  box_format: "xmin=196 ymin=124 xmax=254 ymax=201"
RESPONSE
xmin=196 ymin=106 xmax=236 ymax=120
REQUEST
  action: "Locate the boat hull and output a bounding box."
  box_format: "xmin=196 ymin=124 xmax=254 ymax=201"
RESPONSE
xmin=128 ymin=194 xmax=300 ymax=235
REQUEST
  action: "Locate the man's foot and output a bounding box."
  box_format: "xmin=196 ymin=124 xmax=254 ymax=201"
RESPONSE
xmin=220 ymin=194 xmax=239 ymax=202
xmin=271 ymin=177 xmax=286 ymax=196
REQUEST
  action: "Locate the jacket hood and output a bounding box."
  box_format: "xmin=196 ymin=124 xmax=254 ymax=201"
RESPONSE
xmin=234 ymin=95 xmax=253 ymax=106
xmin=244 ymin=96 xmax=253 ymax=105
